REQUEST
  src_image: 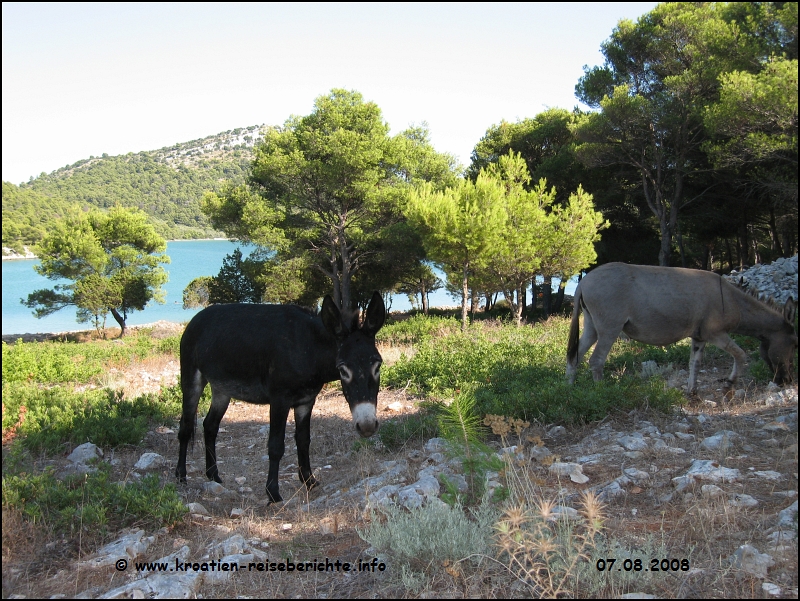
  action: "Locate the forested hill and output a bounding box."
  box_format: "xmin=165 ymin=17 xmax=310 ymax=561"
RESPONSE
xmin=2 ymin=125 xmax=264 ymax=253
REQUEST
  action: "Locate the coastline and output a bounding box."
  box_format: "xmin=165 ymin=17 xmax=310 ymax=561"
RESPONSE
xmin=2 ymin=238 xmax=233 ymax=261
xmin=2 ymin=320 xmax=186 ymax=344
xmin=2 ymin=247 xmax=37 ymax=261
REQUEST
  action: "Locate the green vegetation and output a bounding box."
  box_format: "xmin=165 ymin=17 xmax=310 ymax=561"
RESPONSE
xmin=1 ymin=331 xmax=195 ymax=454
xmin=377 ymin=313 xmax=461 ymax=346
xmin=2 ymin=182 xmax=85 ymax=253
xmin=3 ymin=464 xmax=186 ymax=537
xmin=574 ymin=2 xmax=797 ymax=267
xmin=1 ymin=330 xmax=198 ymax=540
xmin=2 ymin=126 xmax=262 ymax=252
xmin=202 ymin=89 xmax=458 ymax=311
xmin=408 ymin=151 xmax=607 ymax=327
xmin=2 ymin=333 xmax=176 ymax=383
xmin=358 ymin=501 xmax=498 ymax=592
xmin=382 ymin=318 xmax=684 ymax=424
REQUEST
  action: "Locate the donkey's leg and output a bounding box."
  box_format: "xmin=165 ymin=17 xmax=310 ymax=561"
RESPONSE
xmin=176 ymin=369 xmax=206 ymax=483
xmin=687 ymin=339 xmax=706 ymax=395
xmin=203 ymin=387 xmax=231 ymax=483
xmin=577 ymin=312 xmax=599 ymax=366
xmin=588 ymin=331 xmax=618 ymax=382
xmin=707 ymin=332 xmax=748 ymax=389
xmin=294 ymin=398 xmax=319 ymax=491
xmin=266 ymin=401 xmax=291 ymax=503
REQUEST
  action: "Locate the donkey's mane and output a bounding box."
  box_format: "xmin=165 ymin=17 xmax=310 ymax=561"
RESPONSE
xmin=731 ymin=276 xmax=789 ymax=316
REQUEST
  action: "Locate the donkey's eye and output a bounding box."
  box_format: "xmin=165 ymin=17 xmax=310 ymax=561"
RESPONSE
xmin=371 ymin=360 xmax=382 ymax=380
xmin=338 ymin=364 xmax=353 ymax=382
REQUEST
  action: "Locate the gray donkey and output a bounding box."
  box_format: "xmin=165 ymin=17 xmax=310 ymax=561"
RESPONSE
xmin=566 ymin=263 xmax=797 ymax=394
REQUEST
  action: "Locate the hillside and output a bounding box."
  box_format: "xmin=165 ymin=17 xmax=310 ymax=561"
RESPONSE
xmin=2 ymin=125 xmax=265 ymax=253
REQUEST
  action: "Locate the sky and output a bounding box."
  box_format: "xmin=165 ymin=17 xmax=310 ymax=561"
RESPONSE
xmin=2 ymin=2 xmax=661 ymax=186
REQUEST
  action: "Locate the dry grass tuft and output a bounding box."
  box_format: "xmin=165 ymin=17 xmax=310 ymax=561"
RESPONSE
xmin=490 ymin=415 xmax=608 ymax=597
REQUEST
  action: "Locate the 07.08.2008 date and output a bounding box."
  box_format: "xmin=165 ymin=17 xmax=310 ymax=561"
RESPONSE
xmin=595 ymin=558 xmax=690 ymax=572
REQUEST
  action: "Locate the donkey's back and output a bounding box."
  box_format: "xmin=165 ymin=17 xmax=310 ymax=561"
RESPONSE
xmin=578 ymin=263 xmax=738 ymax=347
xmin=180 ymin=303 xmax=335 ymax=400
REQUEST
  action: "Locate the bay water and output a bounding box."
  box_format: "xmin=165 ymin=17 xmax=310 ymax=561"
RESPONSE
xmin=2 ymin=240 xmax=251 ymax=336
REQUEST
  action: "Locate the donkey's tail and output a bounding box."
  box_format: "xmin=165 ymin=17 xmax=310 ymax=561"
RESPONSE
xmin=566 ymin=284 xmax=583 ymax=367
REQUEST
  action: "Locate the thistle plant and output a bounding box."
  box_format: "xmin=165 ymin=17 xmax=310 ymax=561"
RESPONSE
xmin=488 ymin=414 xmax=606 ymax=597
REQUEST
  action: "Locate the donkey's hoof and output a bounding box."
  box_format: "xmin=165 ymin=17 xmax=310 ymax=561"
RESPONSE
xmin=717 ymin=378 xmax=734 ymax=390
xmin=301 ymin=474 xmax=319 ymax=491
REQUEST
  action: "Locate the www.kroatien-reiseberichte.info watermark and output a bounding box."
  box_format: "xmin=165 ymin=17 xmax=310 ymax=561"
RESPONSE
xmin=120 ymin=556 xmax=387 ymax=574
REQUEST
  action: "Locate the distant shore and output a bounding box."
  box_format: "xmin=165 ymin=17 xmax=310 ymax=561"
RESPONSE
xmin=2 ymin=247 xmax=37 ymax=261
xmin=2 ymin=238 xmax=233 ymax=261
xmin=2 ymin=320 xmax=186 ymax=344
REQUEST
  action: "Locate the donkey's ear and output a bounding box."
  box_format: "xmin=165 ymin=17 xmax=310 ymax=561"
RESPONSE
xmin=361 ymin=291 xmax=386 ymax=336
xmin=784 ymin=298 xmax=797 ymax=326
xmin=321 ymin=295 xmax=349 ymax=340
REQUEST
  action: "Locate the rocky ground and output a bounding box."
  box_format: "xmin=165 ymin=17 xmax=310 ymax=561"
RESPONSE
xmin=2 ymin=358 xmax=797 ymax=599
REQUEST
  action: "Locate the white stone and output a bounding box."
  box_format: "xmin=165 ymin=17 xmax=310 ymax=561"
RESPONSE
xmin=729 ymin=544 xmax=774 ymax=579
xmin=728 ymin=493 xmax=758 ymax=508
xmin=133 ymin=453 xmax=165 ymax=470
xmin=186 ymin=502 xmax=209 ymax=516
xmin=548 ymin=462 xmax=589 ymax=484
xmin=67 ymin=442 xmax=103 ymax=464
xmin=700 ymin=430 xmax=739 ymax=452
xmin=701 ymin=484 xmax=724 ymax=498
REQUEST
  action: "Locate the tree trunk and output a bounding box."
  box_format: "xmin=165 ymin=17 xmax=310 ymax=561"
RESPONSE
xmin=542 ymin=276 xmax=552 ymax=318
xmin=339 ymin=233 xmax=353 ymax=312
xmin=768 ymin=206 xmax=784 ymax=258
xmin=109 ymin=307 xmax=127 ymax=338
xmin=725 ymin=238 xmax=734 ymax=272
xmin=552 ymin=281 xmax=566 ymax=313
xmin=515 ymin=284 xmax=524 ymax=326
xmin=676 ymin=220 xmax=686 ymax=268
xmin=460 ymin=263 xmax=469 ymax=331
xmin=658 ymin=219 xmax=672 ymax=267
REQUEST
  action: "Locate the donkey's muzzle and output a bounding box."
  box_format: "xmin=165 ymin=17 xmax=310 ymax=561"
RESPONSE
xmin=352 ymin=402 xmax=379 ymax=438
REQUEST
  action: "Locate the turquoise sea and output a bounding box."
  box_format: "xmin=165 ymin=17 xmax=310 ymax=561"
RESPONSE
xmin=2 ymin=239 xmax=577 ymax=335
xmin=2 ymin=240 xmax=252 ymax=335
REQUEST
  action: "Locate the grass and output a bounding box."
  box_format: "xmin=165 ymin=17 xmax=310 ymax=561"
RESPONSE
xmin=2 ymin=330 xmax=194 ymax=556
xmin=2 ymin=460 xmax=186 ymax=538
xmin=382 ymin=318 xmax=685 ymax=424
xmin=2 ymin=333 xmax=182 ymax=384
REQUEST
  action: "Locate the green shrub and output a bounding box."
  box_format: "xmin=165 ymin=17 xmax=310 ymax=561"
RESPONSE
xmin=2 ymin=464 xmax=186 ymax=536
xmin=382 ymin=318 xmax=682 ymax=424
xmin=358 ymin=500 xmax=498 ymax=591
xmin=378 ymin=314 xmax=460 ymax=346
xmin=2 ymin=333 xmax=166 ymax=385
xmin=378 ymin=405 xmax=440 ymax=451
xmin=2 ymin=382 xmax=208 ymax=454
xmin=157 ymin=334 xmax=182 ymax=355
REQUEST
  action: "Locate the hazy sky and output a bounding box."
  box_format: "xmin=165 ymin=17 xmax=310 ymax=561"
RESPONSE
xmin=2 ymin=2 xmax=659 ymax=186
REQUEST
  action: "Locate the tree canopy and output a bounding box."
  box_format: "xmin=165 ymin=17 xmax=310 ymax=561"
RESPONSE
xmin=202 ymin=89 xmax=458 ymax=310
xmin=573 ymin=1 xmax=797 ymax=268
xmin=24 ymin=207 xmax=169 ymax=336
